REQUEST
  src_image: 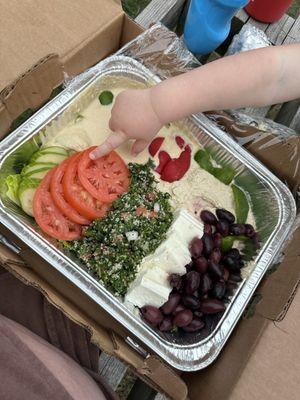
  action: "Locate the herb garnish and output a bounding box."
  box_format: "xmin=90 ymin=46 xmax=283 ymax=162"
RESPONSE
xmin=65 ymin=160 xmax=173 ymax=296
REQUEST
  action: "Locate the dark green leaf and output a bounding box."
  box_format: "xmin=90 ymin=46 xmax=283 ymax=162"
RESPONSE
xmin=213 ymin=166 xmax=235 ymax=185
xmin=232 ymin=184 xmax=249 ymax=224
xmin=194 ymin=149 xmax=214 ymax=173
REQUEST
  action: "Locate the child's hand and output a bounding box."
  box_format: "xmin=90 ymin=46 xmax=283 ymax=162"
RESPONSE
xmin=90 ymin=88 xmax=163 ymax=159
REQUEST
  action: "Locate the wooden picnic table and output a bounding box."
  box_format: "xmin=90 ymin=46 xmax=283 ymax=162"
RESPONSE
xmin=99 ymin=2 xmax=300 ymax=399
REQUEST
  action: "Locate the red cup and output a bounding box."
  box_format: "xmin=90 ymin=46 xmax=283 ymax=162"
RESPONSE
xmin=245 ymin=0 xmax=293 ymax=23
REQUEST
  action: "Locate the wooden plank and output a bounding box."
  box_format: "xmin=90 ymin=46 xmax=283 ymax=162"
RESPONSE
xmin=265 ymin=14 xmax=295 ymax=45
xmin=289 ymin=107 xmax=300 ymax=131
xmin=235 ymin=8 xmax=250 ymax=24
xmin=240 ymin=106 xmax=271 ymax=119
xmin=275 ymin=98 xmax=300 ymax=130
xmin=136 ymin=0 xmax=186 ymax=29
xmin=283 ymin=15 xmax=300 ymax=44
xmin=98 ymin=353 xmax=129 ymax=390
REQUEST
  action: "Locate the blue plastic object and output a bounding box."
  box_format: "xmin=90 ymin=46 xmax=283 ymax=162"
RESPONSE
xmin=184 ymin=0 xmax=249 ymax=55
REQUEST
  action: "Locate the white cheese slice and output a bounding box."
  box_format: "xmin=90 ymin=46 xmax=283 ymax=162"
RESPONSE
xmin=125 ymin=266 xmax=171 ymax=309
xmin=153 ymin=236 xmax=190 ymax=275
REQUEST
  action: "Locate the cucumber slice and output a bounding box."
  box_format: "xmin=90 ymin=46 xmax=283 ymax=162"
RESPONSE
xmin=40 ymin=146 xmax=68 ymax=156
xmin=29 ymin=170 xmax=50 ymax=180
xmin=6 ymin=174 xmax=21 ymax=206
xmin=22 ymin=162 xmax=55 ymax=176
xmin=30 ymin=152 xmax=67 ymax=165
xmin=18 ymin=177 xmax=41 ymax=217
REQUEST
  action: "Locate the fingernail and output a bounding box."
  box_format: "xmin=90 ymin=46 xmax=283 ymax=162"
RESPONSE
xmin=89 ymin=152 xmax=96 ymax=160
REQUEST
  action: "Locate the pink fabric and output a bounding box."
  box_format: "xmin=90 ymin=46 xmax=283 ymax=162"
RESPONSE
xmin=0 ymin=314 xmax=106 ymax=400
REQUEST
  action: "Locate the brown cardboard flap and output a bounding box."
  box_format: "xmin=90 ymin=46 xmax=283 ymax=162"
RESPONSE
xmin=121 ymin=15 xmax=145 ymax=46
xmin=1 ymin=54 xmax=63 ymax=121
xmin=255 ymin=227 xmax=300 ymax=320
xmin=63 ymin=13 xmax=124 ymax=77
xmin=0 ymin=101 xmax=12 ymax=139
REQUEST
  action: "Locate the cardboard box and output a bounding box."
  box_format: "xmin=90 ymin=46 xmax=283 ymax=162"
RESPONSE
xmin=0 ymin=1 xmax=299 ymax=399
xmin=0 ymin=0 xmax=142 ymax=138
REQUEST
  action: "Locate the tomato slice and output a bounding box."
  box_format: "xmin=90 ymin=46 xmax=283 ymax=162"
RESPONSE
xmin=78 ymin=147 xmax=130 ymax=203
xmin=63 ymin=152 xmax=109 ymax=220
xmin=50 ymin=154 xmax=90 ymax=225
xmin=33 ymin=168 xmax=82 ymax=241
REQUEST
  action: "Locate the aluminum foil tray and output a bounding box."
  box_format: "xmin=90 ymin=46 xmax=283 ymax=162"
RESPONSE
xmin=0 ymin=56 xmax=296 ymax=371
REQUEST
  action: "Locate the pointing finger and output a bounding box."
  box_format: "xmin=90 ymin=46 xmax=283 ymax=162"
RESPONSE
xmin=90 ymin=131 xmax=127 ymax=159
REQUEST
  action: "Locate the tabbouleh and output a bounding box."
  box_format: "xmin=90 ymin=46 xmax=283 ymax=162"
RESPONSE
xmin=65 ymin=160 xmax=173 ymax=296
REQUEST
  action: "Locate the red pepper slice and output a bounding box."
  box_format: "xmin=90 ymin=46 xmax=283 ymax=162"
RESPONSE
xmin=175 ymin=136 xmax=185 ymax=149
xmin=160 ymin=145 xmax=191 ymax=183
xmin=155 ymin=151 xmax=171 ymax=174
xmin=149 ymin=137 xmax=165 ymax=157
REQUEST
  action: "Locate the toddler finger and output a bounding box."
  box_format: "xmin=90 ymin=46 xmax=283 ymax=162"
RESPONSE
xmin=90 ymin=131 xmax=127 ymax=159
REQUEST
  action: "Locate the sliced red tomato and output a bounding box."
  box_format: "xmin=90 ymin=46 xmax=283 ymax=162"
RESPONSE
xmin=33 ymin=168 xmax=82 ymax=241
xmin=50 ymin=154 xmax=91 ymax=225
xmin=78 ymin=147 xmax=130 ymax=203
xmin=63 ymin=152 xmax=110 ymax=220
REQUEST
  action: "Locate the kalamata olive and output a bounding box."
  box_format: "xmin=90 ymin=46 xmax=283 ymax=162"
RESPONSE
xmin=200 ymin=299 xmax=226 ymax=314
xmin=253 ymin=232 xmax=261 ymax=248
xmin=185 ymin=262 xmax=193 ymax=272
xmin=194 ymin=310 xmax=204 ymax=318
xmin=169 ymin=274 xmax=183 ymax=291
xmin=223 ymin=268 xmax=230 ymax=282
xmin=244 ymin=224 xmax=255 ymax=237
xmin=185 ymin=271 xmax=201 ymax=294
xmin=216 ymin=209 xmax=235 ymax=224
xmin=202 ymin=234 xmax=214 ymax=256
xmin=211 ymin=281 xmax=226 ymax=300
xmin=200 ymin=273 xmax=212 ymax=294
xmin=194 ymin=256 xmax=208 ymax=274
xmin=190 ymin=237 xmax=203 ymax=258
xmin=173 ymin=309 xmax=193 ymax=327
xmin=159 ymin=316 xmax=173 ymax=332
xmin=204 ymin=223 xmax=213 ymax=235
xmin=208 ymin=261 xmax=224 ymax=281
xmin=200 ymin=210 xmax=218 ymax=225
xmin=209 ymin=248 xmax=222 ymax=264
xmin=173 ymin=304 xmax=186 ymax=315
xmin=230 ymin=223 xmax=246 ymax=236
xmin=226 ymin=248 xmax=241 ymax=260
xmin=225 ymin=282 xmax=238 ymax=297
xmin=182 ymin=318 xmax=205 ymax=332
xmin=140 ymin=306 xmax=163 ymax=326
xmin=161 ymin=293 xmax=181 ymax=315
xmin=222 ymin=255 xmax=238 ymax=270
xmin=213 ymin=233 xmax=222 ymax=248
xmin=229 ymin=273 xmax=242 ymax=282
xmin=182 ymin=295 xmax=201 ymax=310
xmin=216 ymin=220 xmax=229 ymax=236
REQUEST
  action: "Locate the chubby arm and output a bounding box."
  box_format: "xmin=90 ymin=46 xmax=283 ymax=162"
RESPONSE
xmin=91 ymin=44 xmax=300 ymax=159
